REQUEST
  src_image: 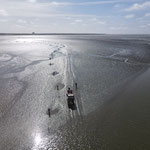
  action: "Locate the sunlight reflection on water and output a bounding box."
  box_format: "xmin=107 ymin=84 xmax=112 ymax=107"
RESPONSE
xmin=34 ymin=133 xmax=42 ymax=146
xmin=32 ymin=130 xmax=60 ymax=150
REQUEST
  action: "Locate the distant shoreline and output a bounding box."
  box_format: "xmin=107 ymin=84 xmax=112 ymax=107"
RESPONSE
xmin=0 ymin=33 xmax=150 ymax=36
xmin=0 ymin=33 xmax=106 ymax=36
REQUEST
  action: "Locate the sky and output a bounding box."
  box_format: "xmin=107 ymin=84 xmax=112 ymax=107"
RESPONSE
xmin=0 ymin=0 xmax=150 ymax=34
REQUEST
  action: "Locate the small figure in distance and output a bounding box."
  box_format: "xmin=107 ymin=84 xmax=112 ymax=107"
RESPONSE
xmin=75 ymin=82 xmax=78 ymax=90
xmin=48 ymin=108 xmax=50 ymax=118
xmin=56 ymin=85 xmax=59 ymax=90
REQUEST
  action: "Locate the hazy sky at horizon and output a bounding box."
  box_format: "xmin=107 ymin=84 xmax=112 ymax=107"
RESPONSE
xmin=0 ymin=0 xmax=150 ymax=34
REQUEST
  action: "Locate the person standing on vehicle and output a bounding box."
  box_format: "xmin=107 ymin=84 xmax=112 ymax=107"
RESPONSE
xmin=67 ymin=88 xmax=71 ymax=94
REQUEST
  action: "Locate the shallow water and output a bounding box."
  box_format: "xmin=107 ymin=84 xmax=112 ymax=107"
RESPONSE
xmin=0 ymin=34 xmax=150 ymax=149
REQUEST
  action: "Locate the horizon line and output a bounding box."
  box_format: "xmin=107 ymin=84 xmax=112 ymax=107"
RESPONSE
xmin=0 ymin=33 xmax=150 ymax=35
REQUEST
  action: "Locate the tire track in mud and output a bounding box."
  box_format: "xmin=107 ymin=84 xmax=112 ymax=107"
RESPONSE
xmin=66 ymin=50 xmax=84 ymax=122
xmin=63 ymin=49 xmax=87 ymax=148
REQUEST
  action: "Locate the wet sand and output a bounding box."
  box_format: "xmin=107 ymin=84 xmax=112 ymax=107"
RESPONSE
xmin=0 ymin=35 xmax=150 ymax=150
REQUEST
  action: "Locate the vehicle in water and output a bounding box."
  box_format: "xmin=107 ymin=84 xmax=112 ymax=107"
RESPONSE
xmin=67 ymin=92 xmax=76 ymax=110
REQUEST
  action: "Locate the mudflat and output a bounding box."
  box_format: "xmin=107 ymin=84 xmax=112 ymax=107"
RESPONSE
xmin=0 ymin=34 xmax=150 ymax=150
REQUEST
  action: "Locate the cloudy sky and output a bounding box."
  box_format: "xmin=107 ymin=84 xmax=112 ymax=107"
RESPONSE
xmin=0 ymin=0 xmax=150 ymax=34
